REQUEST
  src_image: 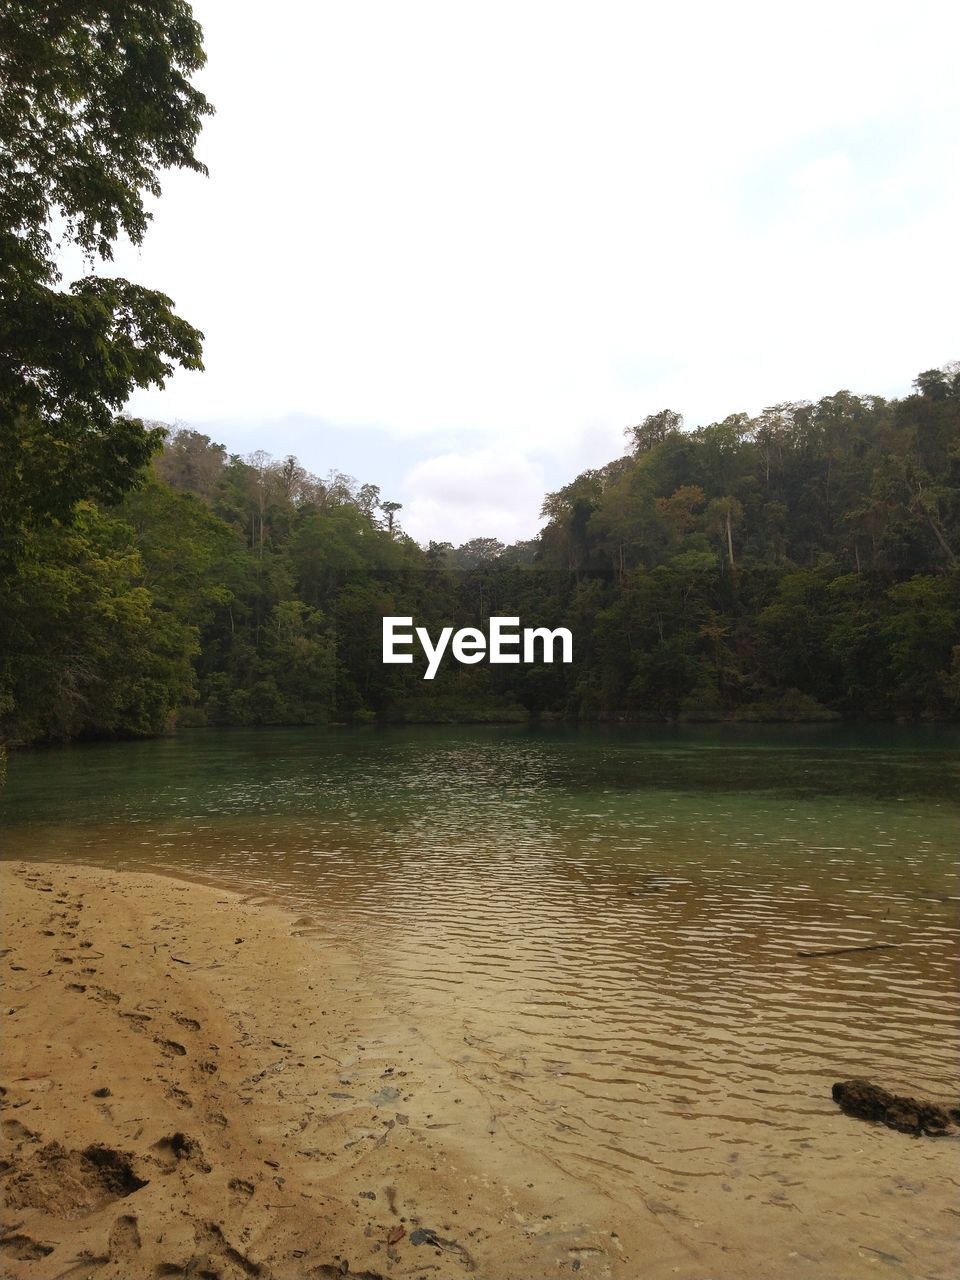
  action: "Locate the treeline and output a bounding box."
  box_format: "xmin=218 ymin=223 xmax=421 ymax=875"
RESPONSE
xmin=1 ymin=365 xmax=958 ymax=744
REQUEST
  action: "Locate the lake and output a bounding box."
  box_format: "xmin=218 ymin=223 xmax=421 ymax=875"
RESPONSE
xmin=2 ymin=724 xmax=959 ymax=1272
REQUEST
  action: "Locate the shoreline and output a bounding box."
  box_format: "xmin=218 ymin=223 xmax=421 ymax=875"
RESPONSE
xmin=3 ymin=859 xmax=958 ymax=1280
xmin=1 ymin=860 xmax=684 ymax=1280
xmin=5 ymin=718 xmax=960 ymax=755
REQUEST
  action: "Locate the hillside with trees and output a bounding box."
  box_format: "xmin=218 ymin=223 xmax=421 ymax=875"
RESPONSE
xmin=2 ymin=8 xmax=955 ymax=745
xmin=2 ymin=364 xmax=958 ymax=745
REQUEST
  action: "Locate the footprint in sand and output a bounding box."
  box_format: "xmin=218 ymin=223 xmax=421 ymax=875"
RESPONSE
xmin=0 ymin=1235 xmax=54 ymax=1261
xmin=119 ymin=1012 xmax=152 ymax=1035
xmin=152 ymin=1132 xmax=210 ymax=1173
xmin=154 ymin=1222 xmax=258 ymax=1278
xmin=107 ymin=1213 xmax=141 ymax=1260
xmin=155 ymin=1038 xmax=187 ymax=1057
xmin=2 ymin=1117 xmax=39 ymax=1145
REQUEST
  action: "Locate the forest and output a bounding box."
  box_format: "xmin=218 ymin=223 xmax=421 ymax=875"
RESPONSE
xmin=2 ymin=363 xmax=958 ymax=745
xmin=2 ymin=7 xmax=956 ymax=745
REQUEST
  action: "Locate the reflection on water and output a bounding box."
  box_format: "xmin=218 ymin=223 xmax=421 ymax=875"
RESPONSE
xmin=2 ymin=725 xmax=959 ymax=1197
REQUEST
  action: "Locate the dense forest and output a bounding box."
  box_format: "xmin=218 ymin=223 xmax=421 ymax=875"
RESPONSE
xmin=2 ymin=364 xmax=958 ymax=745
xmin=2 ymin=9 xmax=956 ymax=745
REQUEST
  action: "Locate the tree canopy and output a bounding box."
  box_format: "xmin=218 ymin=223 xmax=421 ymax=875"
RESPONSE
xmin=2 ymin=364 xmax=958 ymax=745
xmin=0 ymin=0 xmax=212 ymax=565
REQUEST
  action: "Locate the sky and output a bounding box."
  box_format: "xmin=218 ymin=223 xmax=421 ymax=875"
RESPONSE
xmin=111 ymin=0 xmax=960 ymax=546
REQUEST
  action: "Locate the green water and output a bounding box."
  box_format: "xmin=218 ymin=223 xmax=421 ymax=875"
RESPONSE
xmin=2 ymin=724 xmax=959 ymax=1194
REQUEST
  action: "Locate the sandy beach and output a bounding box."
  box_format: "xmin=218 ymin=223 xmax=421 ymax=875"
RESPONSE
xmin=2 ymin=858 xmax=958 ymax=1280
xmin=1 ymin=860 xmax=695 ymax=1280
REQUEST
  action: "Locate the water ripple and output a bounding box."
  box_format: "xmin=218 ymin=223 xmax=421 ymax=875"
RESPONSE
xmin=2 ymin=725 xmax=958 ymax=1204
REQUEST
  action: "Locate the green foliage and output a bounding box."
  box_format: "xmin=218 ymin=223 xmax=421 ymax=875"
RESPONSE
xmin=530 ymin=365 xmax=960 ymax=723
xmin=0 ymin=504 xmax=197 ymax=741
xmin=733 ymin=691 xmax=839 ymax=723
xmin=0 ymin=1 xmax=211 ymax=566
xmin=1 ymin=364 xmax=958 ymax=744
xmin=0 ymin=1 xmax=210 ymax=265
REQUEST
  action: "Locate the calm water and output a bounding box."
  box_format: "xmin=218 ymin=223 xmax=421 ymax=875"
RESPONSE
xmin=2 ymin=725 xmax=959 ymax=1218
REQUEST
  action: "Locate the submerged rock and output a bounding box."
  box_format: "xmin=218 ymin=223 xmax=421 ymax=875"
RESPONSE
xmin=832 ymin=1079 xmax=960 ymax=1136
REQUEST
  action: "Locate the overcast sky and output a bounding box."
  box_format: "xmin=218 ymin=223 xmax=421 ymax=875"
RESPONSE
xmin=116 ymin=0 xmax=960 ymax=546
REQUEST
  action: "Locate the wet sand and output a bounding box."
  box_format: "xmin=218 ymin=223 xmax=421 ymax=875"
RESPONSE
xmin=1 ymin=860 xmax=957 ymax=1279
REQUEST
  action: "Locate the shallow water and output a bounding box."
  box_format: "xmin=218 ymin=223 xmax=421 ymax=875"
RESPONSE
xmin=3 ymin=724 xmax=959 ymax=1268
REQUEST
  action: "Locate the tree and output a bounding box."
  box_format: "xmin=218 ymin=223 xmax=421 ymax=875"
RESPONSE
xmin=155 ymin=426 xmax=227 ymax=500
xmin=355 ymin=483 xmax=381 ymax=518
xmin=705 ymin=495 xmax=743 ymax=569
xmin=453 ymin=537 xmax=506 ymax=569
xmin=425 ymin=540 xmax=453 ymax=569
xmin=380 ymin=500 xmax=403 ymax=535
xmin=913 ymin=369 xmax=950 ymax=401
xmin=589 ymin=467 xmax=664 ymax=575
xmin=1 ymin=503 xmax=199 ymax=741
xmin=625 ymin=409 xmax=683 ymax=454
xmin=653 ymin=484 xmax=706 ymax=553
xmin=0 ymin=1 xmax=213 ymax=565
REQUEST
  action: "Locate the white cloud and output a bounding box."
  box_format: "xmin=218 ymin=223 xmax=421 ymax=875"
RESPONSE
xmin=401 ymin=450 xmax=548 ymax=545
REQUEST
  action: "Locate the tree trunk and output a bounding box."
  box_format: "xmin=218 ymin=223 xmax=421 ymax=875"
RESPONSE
xmin=726 ymin=509 xmax=735 ymax=568
xmin=923 ymin=509 xmax=957 ymax=565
